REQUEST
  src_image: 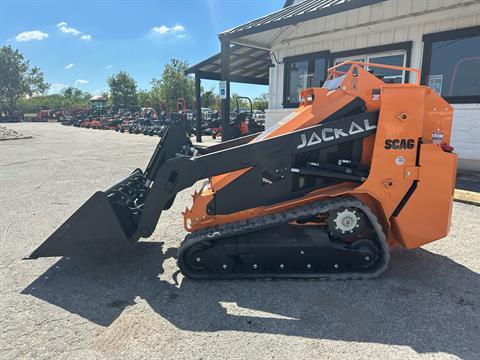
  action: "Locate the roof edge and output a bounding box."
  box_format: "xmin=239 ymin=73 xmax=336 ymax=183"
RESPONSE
xmin=220 ymin=0 xmax=387 ymax=40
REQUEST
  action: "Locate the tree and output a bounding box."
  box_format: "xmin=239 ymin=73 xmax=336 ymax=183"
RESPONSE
xmin=107 ymin=71 xmax=139 ymax=111
xmin=62 ymin=87 xmax=91 ymax=105
xmin=0 ymin=46 xmax=48 ymax=118
xmin=62 ymin=87 xmax=85 ymax=100
xmin=138 ymin=89 xmax=150 ymax=107
xmin=252 ymin=93 xmax=269 ymax=111
xmin=67 ymin=87 xmax=91 ymax=109
xmin=230 ymin=93 xmax=250 ymax=112
xmin=150 ymin=59 xmax=194 ymax=110
xmin=17 ymin=87 xmax=92 ymax=114
xmin=148 ymin=89 xmax=168 ymax=115
xmin=201 ymin=88 xmax=220 ymax=111
xmin=18 ymin=94 xmax=64 ymax=113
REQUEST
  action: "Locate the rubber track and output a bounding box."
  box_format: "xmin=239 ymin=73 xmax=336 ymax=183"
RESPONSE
xmin=177 ymin=196 xmax=390 ymax=280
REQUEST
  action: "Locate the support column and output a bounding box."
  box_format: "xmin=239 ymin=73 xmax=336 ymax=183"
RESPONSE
xmin=195 ymin=72 xmax=202 ymax=143
xmin=220 ymin=36 xmax=231 ymax=141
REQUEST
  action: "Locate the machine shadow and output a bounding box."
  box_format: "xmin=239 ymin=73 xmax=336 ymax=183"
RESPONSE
xmin=23 ymin=243 xmax=479 ymax=359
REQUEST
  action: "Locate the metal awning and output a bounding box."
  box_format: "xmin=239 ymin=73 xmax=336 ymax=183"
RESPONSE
xmin=216 ymin=0 xmax=386 ymax=50
xmin=221 ymin=0 xmax=386 ymax=41
xmin=185 ymin=44 xmax=270 ymax=85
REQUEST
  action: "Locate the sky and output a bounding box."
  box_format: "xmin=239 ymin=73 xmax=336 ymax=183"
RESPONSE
xmin=0 ymin=0 xmax=284 ymax=100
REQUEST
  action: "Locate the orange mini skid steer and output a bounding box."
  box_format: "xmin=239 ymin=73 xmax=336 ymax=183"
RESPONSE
xmin=28 ymin=61 xmax=457 ymax=280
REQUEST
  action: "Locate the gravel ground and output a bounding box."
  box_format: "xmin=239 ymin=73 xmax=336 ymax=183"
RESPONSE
xmin=0 ymin=125 xmax=32 ymax=141
xmin=1 ymin=123 xmax=479 ymax=360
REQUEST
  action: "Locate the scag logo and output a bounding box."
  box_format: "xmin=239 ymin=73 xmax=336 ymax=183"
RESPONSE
xmin=384 ymin=139 xmax=415 ymax=150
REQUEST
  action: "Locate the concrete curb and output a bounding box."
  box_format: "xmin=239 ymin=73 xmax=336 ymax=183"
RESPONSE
xmin=0 ymin=136 xmax=33 ymax=141
xmin=454 ymin=189 xmax=480 ymax=206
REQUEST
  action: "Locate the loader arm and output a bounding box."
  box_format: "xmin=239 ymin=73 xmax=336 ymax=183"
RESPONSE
xmin=138 ymin=111 xmax=379 ymax=238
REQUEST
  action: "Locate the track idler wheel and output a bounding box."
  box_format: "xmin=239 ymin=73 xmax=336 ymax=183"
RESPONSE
xmin=183 ymin=242 xmax=236 ymax=274
xmin=349 ymin=239 xmax=379 ymax=269
xmin=184 ymin=243 xmax=210 ymax=271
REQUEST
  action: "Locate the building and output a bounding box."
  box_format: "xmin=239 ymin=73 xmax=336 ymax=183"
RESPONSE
xmin=188 ymin=0 xmax=480 ymax=171
xmin=89 ymin=95 xmax=107 ymax=112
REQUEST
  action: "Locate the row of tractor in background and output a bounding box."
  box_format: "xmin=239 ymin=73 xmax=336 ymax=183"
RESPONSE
xmin=59 ymin=96 xmax=266 ymax=140
xmin=201 ymin=97 xmax=266 ymax=139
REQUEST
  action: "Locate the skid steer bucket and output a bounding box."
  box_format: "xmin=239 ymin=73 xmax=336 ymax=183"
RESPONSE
xmin=27 ymin=192 xmax=132 ymax=258
xmin=27 ymin=120 xmax=192 ymax=259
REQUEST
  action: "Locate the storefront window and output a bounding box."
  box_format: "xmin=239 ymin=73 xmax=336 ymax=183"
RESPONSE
xmin=423 ymin=29 xmax=480 ymax=101
xmin=369 ymin=54 xmax=405 ymax=83
xmin=335 ymin=52 xmax=406 ymax=83
xmin=334 ymin=57 xmax=365 ymax=74
xmin=284 ymin=54 xmax=327 ymax=107
xmin=283 ymin=45 xmax=411 ymax=108
xmin=286 ymin=60 xmax=308 ymax=104
xmin=313 ymin=58 xmax=326 ymax=87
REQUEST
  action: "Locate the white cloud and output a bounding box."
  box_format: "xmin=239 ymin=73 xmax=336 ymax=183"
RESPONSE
xmin=56 ymin=21 xmax=92 ymax=41
xmin=150 ymin=23 xmax=186 ymax=36
xmin=151 ymin=25 xmax=170 ymax=35
xmin=74 ymin=79 xmax=89 ymax=86
xmin=57 ymin=22 xmax=81 ymax=36
xmin=176 ymin=34 xmax=187 ymax=39
xmin=105 ymin=64 xmax=113 ymax=69
xmin=65 ymin=63 xmax=74 ymax=70
xmin=171 ymin=24 xmax=185 ymax=33
xmin=15 ymin=30 xmax=49 ymax=42
xmin=49 ymin=83 xmax=67 ymax=94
